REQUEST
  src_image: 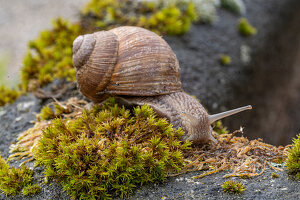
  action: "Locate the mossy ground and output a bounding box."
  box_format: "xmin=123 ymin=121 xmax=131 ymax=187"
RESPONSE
xmin=4 ymin=96 xmax=291 ymax=199
xmin=22 ymin=184 xmax=41 ymax=196
xmin=238 ymin=17 xmax=257 ymax=36
xmin=21 ymin=18 xmax=81 ymax=91
xmin=0 ymin=155 xmax=35 ymax=196
xmin=83 ymin=0 xmax=197 ymax=35
xmin=33 ymin=98 xmax=190 ymax=199
xmin=0 ymin=86 xmax=21 ymax=107
xmin=221 ymin=179 xmax=245 ymax=194
xmin=286 ymin=134 xmax=300 ymax=178
xmin=219 ymin=54 xmax=232 ymax=66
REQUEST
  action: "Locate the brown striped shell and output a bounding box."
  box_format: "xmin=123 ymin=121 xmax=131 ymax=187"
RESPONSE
xmin=72 ymin=26 xmax=182 ymax=102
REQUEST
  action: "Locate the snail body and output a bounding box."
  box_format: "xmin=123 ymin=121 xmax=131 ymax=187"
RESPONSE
xmin=73 ymin=26 xmax=251 ymax=144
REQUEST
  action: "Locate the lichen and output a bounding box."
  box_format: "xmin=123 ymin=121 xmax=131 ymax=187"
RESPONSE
xmin=22 ymin=184 xmax=41 ymax=196
xmin=286 ymin=134 xmax=300 ymax=179
xmin=21 ymin=18 xmax=82 ymax=91
xmin=0 ymin=155 xmax=34 ymax=195
xmin=0 ymin=86 xmax=21 ymax=107
xmin=33 ymin=98 xmax=191 ymax=199
xmin=221 ymin=0 xmax=245 ymax=15
xmin=238 ymin=18 xmax=257 ymax=36
xmin=221 ymin=179 xmax=245 ymax=194
xmin=219 ymin=54 xmax=232 ymax=66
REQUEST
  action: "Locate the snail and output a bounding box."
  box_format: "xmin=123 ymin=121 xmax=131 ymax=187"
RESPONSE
xmin=72 ymin=26 xmax=252 ymax=144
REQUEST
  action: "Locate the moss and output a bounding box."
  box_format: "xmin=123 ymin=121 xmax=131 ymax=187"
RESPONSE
xmin=221 ymin=0 xmax=245 ymax=15
xmin=286 ymin=134 xmax=300 ymax=179
xmin=213 ymin=120 xmax=229 ymax=134
xmin=38 ymin=103 xmax=73 ymax=121
xmin=83 ymin=0 xmax=197 ymax=35
xmin=238 ymin=18 xmax=257 ymax=36
xmin=39 ymin=106 xmax=56 ymax=120
xmin=222 ymin=179 xmax=245 ymax=194
xmin=192 ymin=0 xmax=219 ymax=23
xmin=219 ymin=54 xmax=232 ymax=66
xmin=21 ymin=18 xmax=82 ymax=91
xmin=33 ymin=98 xmax=190 ymax=199
xmin=0 ymin=85 xmax=21 ymax=107
xmin=271 ymin=173 xmax=279 ymax=178
xmin=0 ymin=155 xmax=34 ymax=195
xmin=22 ymin=184 xmax=41 ymax=196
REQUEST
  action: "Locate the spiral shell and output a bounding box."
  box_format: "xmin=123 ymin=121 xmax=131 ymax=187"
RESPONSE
xmin=72 ymin=26 xmax=182 ymax=102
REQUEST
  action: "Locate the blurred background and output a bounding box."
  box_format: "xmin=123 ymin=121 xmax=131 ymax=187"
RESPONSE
xmin=0 ymin=0 xmax=87 ymax=87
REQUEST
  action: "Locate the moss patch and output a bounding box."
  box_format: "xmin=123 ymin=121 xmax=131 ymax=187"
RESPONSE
xmin=238 ymin=18 xmax=257 ymax=36
xmin=219 ymin=54 xmax=232 ymax=66
xmin=0 ymin=155 xmax=34 ymax=195
xmin=83 ymin=0 xmax=197 ymax=35
xmin=222 ymin=179 xmax=245 ymax=194
xmin=0 ymin=86 xmax=21 ymax=107
xmin=21 ymin=18 xmax=82 ymax=91
xmin=33 ymin=98 xmax=190 ymax=199
xmin=286 ymin=134 xmax=300 ymax=178
xmin=22 ymin=184 xmax=41 ymax=196
xmin=213 ymin=120 xmax=229 ymax=134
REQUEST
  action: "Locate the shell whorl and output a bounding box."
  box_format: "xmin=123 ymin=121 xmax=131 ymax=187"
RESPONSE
xmin=74 ymin=31 xmax=119 ymax=102
xmin=72 ymin=34 xmax=96 ymax=70
xmin=73 ymin=26 xmax=182 ymax=102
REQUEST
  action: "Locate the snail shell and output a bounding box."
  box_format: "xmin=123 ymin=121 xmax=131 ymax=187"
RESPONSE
xmin=73 ymin=26 xmax=182 ymax=102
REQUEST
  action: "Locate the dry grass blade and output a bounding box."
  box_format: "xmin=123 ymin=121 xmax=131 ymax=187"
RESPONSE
xmin=8 ymin=98 xmax=87 ymax=165
xmin=185 ymin=130 xmax=287 ymax=179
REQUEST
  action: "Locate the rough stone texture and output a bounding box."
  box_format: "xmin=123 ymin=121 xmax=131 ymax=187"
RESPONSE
xmin=0 ymin=0 xmax=300 ymax=199
xmin=165 ymin=0 xmax=300 ymax=145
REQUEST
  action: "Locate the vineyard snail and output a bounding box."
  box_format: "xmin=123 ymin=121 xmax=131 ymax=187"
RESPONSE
xmin=72 ymin=26 xmax=252 ymax=144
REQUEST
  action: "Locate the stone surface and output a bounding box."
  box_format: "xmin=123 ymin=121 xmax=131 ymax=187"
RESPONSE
xmin=165 ymin=0 xmax=300 ymax=145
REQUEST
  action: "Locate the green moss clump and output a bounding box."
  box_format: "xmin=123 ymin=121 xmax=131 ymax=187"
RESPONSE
xmin=213 ymin=120 xmax=229 ymax=134
xmin=221 ymin=0 xmax=245 ymax=15
xmin=0 ymin=85 xmax=21 ymax=107
xmin=33 ymin=98 xmax=190 ymax=199
xmin=238 ymin=18 xmax=257 ymax=36
xmin=271 ymin=173 xmax=279 ymax=178
xmin=38 ymin=103 xmax=72 ymax=121
xmin=219 ymin=54 xmax=232 ymax=66
xmin=22 ymin=184 xmax=41 ymax=196
xmin=0 ymin=155 xmax=34 ymax=195
xmin=222 ymin=179 xmax=245 ymax=194
xmin=21 ymin=18 xmax=82 ymax=91
xmin=83 ymin=0 xmax=197 ymax=35
xmin=39 ymin=106 xmax=56 ymax=120
xmin=286 ymin=134 xmax=300 ymax=179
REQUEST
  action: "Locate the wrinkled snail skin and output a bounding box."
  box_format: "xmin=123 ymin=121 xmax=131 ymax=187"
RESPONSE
xmin=114 ymin=91 xmax=214 ymax=144
xmin=72 ymin=26 xmax=252 ymax=144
